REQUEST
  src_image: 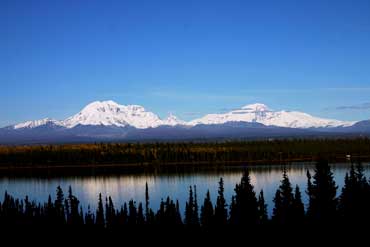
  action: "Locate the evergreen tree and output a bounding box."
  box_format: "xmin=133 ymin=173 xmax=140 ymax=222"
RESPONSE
xmin=193 ymin=185 xmax=199 ymax=226
xmin=230 ymin=170 xmax=259 ymax=225
xmin=184 ymin=186 xmax=193 ymax=225
xmin=272 ymin=189 xmax=283 ymax=223
xmin=229 ymin=195 xmax=237 ymax=224
xmin=105 ymin=196 xmax=116 ymax=228
xmin=54 ymin=186 xmax=65 ymax=225
xmin=306 ymin=170 xmax=314 ymax=218
xmin=184 ymin=185 xmax=199 ymax=226
xmin=66 ymin=186 xmax=80 ymax=226
xmin=175 ymin=200 xmax=182 ymax=225
xmin=273 ymin=170 xmax=294 ymax=224
xmin=128 ymin=200 xmax=137 ymax=225
xmin=137 ymin=202 xmax=145 ymax=225
xmin=257 ymin=190 xmax=268 ymax=224
xmin=118 ymin=203 xmax=128 ymax=225
xmin=200 ymin=190 xmax=214 ymax=227
xmin=85 ymin=205 xmax=95 ymax=226
xmin=339 ymin=164 xmax=370 ymax=223
xmin=292 ymin=185 xmax=305 ymax=224
xmin=145 ymin=182 xmax=154 ymax=224
xmin=156 ymin=199 xmax=165 ymax=224
xmin=96 ymin=193 xmax=105 ymax=227
xmin=45 ymin=195 xmax=55 ymax=225
xmin=307 ymin=159 xmax=338 ymax=223
xmin=214 ymin=178 xmax=227 ymax=225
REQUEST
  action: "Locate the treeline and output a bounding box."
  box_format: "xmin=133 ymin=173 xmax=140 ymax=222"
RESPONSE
xmin=1 ymin=138 xmax=370 ymax=168
xmin=0 ymin=160 xmax=369 ymax=228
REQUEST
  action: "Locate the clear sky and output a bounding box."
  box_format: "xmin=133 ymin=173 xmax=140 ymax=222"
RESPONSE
xmin=1 ymin=0 xmax=370 ymax=127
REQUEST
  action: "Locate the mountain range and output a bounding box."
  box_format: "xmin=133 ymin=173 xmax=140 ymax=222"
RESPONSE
xmin=1 ymin=100 xmax=369 ymax=144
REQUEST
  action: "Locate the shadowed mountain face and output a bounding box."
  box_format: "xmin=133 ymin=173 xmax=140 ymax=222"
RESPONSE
xmin=1 ymin=120 xmax=369 ymax=144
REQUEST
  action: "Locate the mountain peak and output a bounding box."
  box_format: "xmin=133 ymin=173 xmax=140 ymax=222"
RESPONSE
xmin=63 ymin=100 xmax=161 ymax=129
xmin=8 ymin=101 xmax=356 ymax=131
xmin=13 ymin=118 xmax=62 ymax=129
xmin=162 ymin=114 xmax=187 ymax=126
xmin=241 ymin=103 xmax=271 ymax=112
xmin=82 ymin=100 xmax=119 ymax=111
xmin=190 ymin=103 xmax=354 ymax=128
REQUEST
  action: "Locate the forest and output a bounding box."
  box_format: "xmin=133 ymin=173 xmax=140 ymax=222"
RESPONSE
xmin=1 ymin=139 xmax=370 ymax=171
xmin=0 ymin=160 xmax=369 ymax=229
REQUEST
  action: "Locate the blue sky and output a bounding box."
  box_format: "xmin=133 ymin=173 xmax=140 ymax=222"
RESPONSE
xmin=1 ymin=0 xmax=370 ymax=126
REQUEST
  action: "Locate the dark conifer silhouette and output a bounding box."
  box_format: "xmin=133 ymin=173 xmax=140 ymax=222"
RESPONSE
xmin=230 ymin=170 xmax=259 ymax=225
xmin=214 ymin=178 xmax=227 ymax=225
xmin=339 ymin=164 xmax=370 ymax=223
xmin=292 ymin=185 xmax=305 ymax=224
xmin=96 ymin=193 xmax=105 ymax=227
xmin=128 ymin=200 xmax=137 ymax=225
xmin=184 ymin=186 xmax=194 ymax=225
xmin=55 ymin=186 xmax=65 ymax=225
xmin=137 ymin=202 xmax=145 ymax=225
xmin=184 ymin=185 xmax=199 ymax=226
xmin=0 ymin=161 xmax=368 ymax=228
xmin=200 ymin=190 xmax=214 ymax=227
xmin=272 ymin=170 xmax=294 ymax=224
xmin=307 ymin=159 xmax=338 ymax=223
xmin=193 ymin=185 xmax=199 ymax=226
xmin=145 ymin=182 xmax=155 ymax=224
xmin=257 ymin=190 xmax=268 ymax=224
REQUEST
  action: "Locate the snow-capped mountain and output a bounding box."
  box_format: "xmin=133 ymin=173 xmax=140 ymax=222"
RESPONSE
xmin=62 ymin=100 xmax=165 ymax=129
xmin=161 ymin=114 xmax=188 ymax=126
xmin=189 ymin=103 xmax=354 ymax=128
xmin=2 ymin=101 xmax=370 ymax=144
xmin=8 ymin=101 xmax=355 ymax=130
xmin=13 ymin=118 xmax=63 ymax=129
xmin=11 ymin=100 xmax=188 ymax=130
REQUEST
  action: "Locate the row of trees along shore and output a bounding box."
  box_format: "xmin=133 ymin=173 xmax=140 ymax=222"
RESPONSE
xmin=0 ymin=160 xmax=369 ymax=227
xmin=1 ymin=138 xmax=370 ymax=167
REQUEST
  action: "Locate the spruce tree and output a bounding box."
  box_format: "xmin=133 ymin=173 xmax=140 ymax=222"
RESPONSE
xmin=257 ymin=190 xmax=268 ymax=224
xmin=339 ymin=164 xmax=370 ymax=223
xmin=229 ymin=195 xmax=237 ymax=224
xmin=54 ymin=186 xmax=65 ymax=225
xmin=231 ymin=170 xmax=259 ymax=225
xmin=175 ymin=200 xmax=182 ymax=225
xmin=292 ymin=185 xmax=305 ymax=224
xmin=273 ymin=170 xmax=294 ymax=224
xmin=96 ymin=193 xmax=105 ymax=227
xmin=307 ymin=159 xmax=338 ymax=223
xmin=184 ymin=186 xmax=194 ymax=225
xmin=193 ymin=185 xmax=199 ymax=226
xmin=272 ymin=189 xmax=283 ymax=223
xmin=145 ymin=182 xmax=153 ymax=224
xmin=214 ymin=178 xmax=227 ymax=225
xmin=200 ymin=190 xmax=214 ymax=227
xmin=137 ymin=202 xmax=145 ymax=225
xmin=128 ymin=200 xmax=137 ymax=225
xmin=184 ymin=185 xmax=199 ymax=226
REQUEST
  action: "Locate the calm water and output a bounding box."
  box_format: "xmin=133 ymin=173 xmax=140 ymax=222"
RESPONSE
xmin=1 ymin=162 xmax=369 ymax=216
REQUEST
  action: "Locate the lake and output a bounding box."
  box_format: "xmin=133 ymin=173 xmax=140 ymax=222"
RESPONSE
xmin=0 ymin=162 xmax=369 ymax=216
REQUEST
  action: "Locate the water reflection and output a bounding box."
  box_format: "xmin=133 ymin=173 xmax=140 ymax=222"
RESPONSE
xmin=0 ymin=162 xmax=369 ymax=216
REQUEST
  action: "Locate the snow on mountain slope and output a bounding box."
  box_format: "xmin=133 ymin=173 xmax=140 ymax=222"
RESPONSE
xmin=63 ymin=100 xmax=165 ymax=129
xmin=189 ymin=103 xmax=355 ymax=128
xmin=9 ymin=101 xmax=355 ymax=130
xmin=11 ymin=101 xmax=188 ymax=130
xmin=13 ymin=118 xmax=63 ymax=129
xmin=161 ymin=114 xmax=187 ymax=126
